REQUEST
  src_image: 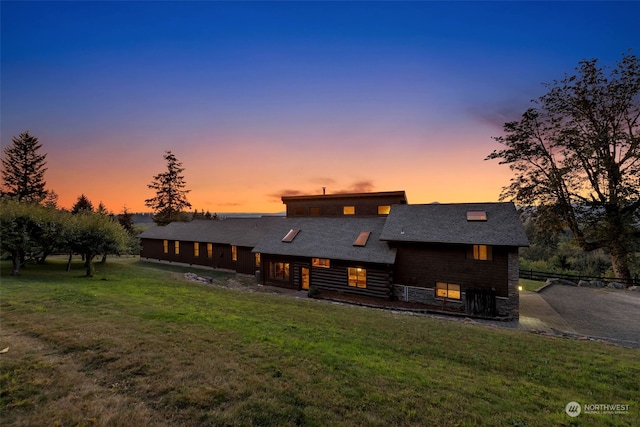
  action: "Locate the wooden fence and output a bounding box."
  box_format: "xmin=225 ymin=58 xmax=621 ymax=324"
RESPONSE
xmin=519 ymin=269 xmax=638 ymax=286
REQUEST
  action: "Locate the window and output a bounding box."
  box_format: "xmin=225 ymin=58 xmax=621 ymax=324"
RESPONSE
xmin=436 ymin=282 xmax=461 ymax=299
xmin=472 ymin=244 xmax=493 ymax=261
xmin=467 ymin=211 xmax=487 ymax=221
xmin=343 ymin=205 xmax=355 ymax=215
xmin=378 ymin=205 xmax=391 ymax=215
xmin=312 ymin=258 xmax=330 ymax=268
xmin=255 ymin=252 xmax=261 ymax=267
xmin=309 ymin=207 xmax=320 ymax=216
xmin=194 ymin=242 xmax=199 ymax=257
xmin=163 ymin=240 xmax=168 ymax=254
xmin=282 ymin=229 xmax=300 ymax=242
xmin=348 ymin=267 xmax=366 ymax=288
xmin=207 ymin=243 xmax=213 ymax=258
xmin=232 ymin=245 xmax=237 ymax=261
xmin=269 ymin=262 xmax=290 ymax=281
xmin=174 ymin=241 xmax=180 ymax=255
xmin=353 ymin=231 xmax=371 ymax=247
xmin=294 ymin=207 xmax=305 ymax=216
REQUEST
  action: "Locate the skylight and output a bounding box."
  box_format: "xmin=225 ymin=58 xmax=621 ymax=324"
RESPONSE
xmin=282 ymin=229 xmax=300 ymax=242
xmin=353 ymin=231 xmax=371 ymax=247
xmin=467 ymin=211 xmax=487 ymax=221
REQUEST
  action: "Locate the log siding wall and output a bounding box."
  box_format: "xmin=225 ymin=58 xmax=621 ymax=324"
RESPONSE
xmin=261 ymin=254 xmax=393 ymax=297
xmin=391 ymin=242 xmax=514 ymax=297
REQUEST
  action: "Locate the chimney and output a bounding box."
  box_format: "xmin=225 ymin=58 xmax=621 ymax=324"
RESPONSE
xmin=322 ymin=187 xmax=326 ymax=195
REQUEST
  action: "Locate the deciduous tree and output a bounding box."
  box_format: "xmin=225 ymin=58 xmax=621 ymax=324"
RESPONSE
xmin=1 ymin=130 xmax=48 ymax=203
xmin=487 ymin=52 xmax=640 ymax=281
xmin=145 ymin=150 xmax=192 ymax=225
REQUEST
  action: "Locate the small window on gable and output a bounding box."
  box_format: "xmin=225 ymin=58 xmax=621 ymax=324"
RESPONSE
xmin=377 ymin=205 xmax=391 ymax=215
xmin=343 ymin=206 xmax=355 ymax=215
xmin=353 ymin=231 xmax=371 ymax=247
xmin=467 ymin=211 xmax=487 ymax=221
xmin=282 ymin=229 xmax=300 ymax=242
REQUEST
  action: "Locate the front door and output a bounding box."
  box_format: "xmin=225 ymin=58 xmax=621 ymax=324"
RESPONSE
xmin=301 ymin=267 xmax=310 ymax=290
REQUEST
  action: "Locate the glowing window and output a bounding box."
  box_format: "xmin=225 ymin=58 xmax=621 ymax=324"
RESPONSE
xmin=353 ymin=231 xmax=371 ymax=247
xmin=467 ymin=211 xmax=487 ymax=221
xmin=207 ymin=243 xmax=213 ymax=258
xmin=343 ymin=206 xmax=355 ymax=215
xmin=194 ymin=242 xmax=199 ymax=257
xmin=255 ymin=252 xmax=261 ymax=267
xmin=232 ymin=245 xmax=237 ymax=261
xmin=436 ymin=282 xmax=461 ymax=299
xmin=174 ymin=241 xmax=180 ymax=255
xmin=348 ymin=267 xmax=366 ymax=288
xmin=163 ymin=240 xmax=168 ymax=254
xmin=378 ymin=205 xmax=391 ymax=215
xmin=282 ymin=229 xmax=300 ymax=242
xmin=269 ymin=262 xmax=290 ymax=281
xmin=472 ymin=245 xmax=492 ymax=261
xmin=312 ymin=258 xmax=330 ymax=268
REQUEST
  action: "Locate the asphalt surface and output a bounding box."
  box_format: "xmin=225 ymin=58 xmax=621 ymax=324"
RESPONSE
xmin=538 ymin=285 xmax=640 ymax=348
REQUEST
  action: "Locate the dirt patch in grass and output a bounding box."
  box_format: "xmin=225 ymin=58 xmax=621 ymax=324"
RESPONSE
xmin=0 ymin=325 xmax=170 ymax=427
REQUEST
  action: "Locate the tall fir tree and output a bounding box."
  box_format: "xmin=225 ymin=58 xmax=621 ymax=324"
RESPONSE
xmin=71 ymin=194 xmax=94 ymax=214
xmin=1 ymin=130 xmax=48 ymax=203
xmin=145 ymin=150 xmax=192 ymax=225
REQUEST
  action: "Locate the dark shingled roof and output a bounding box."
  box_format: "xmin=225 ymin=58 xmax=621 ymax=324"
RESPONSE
xmin=380 ymin=202 xmax=529 ymax=247
xmin=138 ymin=217 xmax=285 ymax=247
xmin=252 ymin=217 xmax=397 ymax=264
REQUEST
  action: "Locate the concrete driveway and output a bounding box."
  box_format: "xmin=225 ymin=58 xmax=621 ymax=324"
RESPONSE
xmin=536 ymin=285 xmax=640 ymax=348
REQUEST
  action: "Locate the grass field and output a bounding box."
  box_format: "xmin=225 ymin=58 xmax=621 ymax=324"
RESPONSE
xmin=1 ymin=257 xmax=638 ymax=426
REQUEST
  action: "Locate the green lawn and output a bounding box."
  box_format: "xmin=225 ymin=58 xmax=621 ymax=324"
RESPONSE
xmin=1 ymin=257 xmax=638 ymax=426
xmin=519 ymin=278 xmax=546 ymax=292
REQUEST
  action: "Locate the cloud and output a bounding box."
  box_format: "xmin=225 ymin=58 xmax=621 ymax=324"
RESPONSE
xmin=467 ymin=97 xmax=532 ymax=131
xmin=334 ymin=180 xmax=376 ymax=194
xmin=268 ymin=189 xmax=307 ymax=201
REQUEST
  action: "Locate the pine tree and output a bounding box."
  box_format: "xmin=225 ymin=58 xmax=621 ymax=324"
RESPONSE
xmin=145 ymin=151 xmax=192 ymax=225
xmin=71 ymin=194 xmax=94 ymax=214
xmin=1 ymin=130 xmax=48 ymax=203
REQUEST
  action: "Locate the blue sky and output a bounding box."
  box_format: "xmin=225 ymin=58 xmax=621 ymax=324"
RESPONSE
xmin=2 ymin=1 xmax=638 ymax=212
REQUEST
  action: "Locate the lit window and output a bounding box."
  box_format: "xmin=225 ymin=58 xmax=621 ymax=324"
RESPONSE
xmin=255 ymin=252 xmax=261 ymax=267
xmin=467 ymin=211 xmax=487 ymax=221
xmin=174 ymin=241 xmax=180 ymax=255
xmin=353 ymin=231 xmax=371 ymax=247
xmin=436 ymin=282 xmax=461 ymax=299
xmin=343 ymin=206 xmax=355 ymax=215
xmin=163 ymin=240 xmax=168 ymax=254
xmin=378 ymin=205 xmax=391 ymax=215
xmin=282 ymin=229 xmax=300 ymax=242
xmin=194 ymin=242 xmax=199 ymax=257
xmin=207 ymin=243 xmax=213 ymax=258
xmin=232 ymin=245 xmax=237 ymax=261
xmin=310 ymin=207 xmax=320 ymax=216
xmin=312 ymin=258 xmax=330 ymax=268
xmin=472 ymin=245 xmax=492 ymax=261
xmin=269 ymin=262 xmax=290 ymax=281
xmin=348 ymin=267 xmax=366 ymax=288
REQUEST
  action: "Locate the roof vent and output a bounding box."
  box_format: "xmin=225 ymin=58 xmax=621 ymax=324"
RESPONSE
xmin=282 ymin=229 xmax=300 ymax=242
xmin=353 ymin=231 xmax=371 ymax=247
xmin=467 ymin=211 xmax=487 ymax=221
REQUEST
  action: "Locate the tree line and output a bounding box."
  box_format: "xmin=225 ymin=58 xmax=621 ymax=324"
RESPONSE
xmin=1 ymin=131 xmax=137 ymax=276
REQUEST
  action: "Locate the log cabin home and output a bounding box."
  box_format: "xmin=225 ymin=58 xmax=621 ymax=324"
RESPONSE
xmin=140 ymin=191 xmax=528 ymax=318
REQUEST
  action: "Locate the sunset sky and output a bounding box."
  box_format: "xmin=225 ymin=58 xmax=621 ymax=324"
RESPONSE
xmin=2 ymin=1 xmax=637 ymax=214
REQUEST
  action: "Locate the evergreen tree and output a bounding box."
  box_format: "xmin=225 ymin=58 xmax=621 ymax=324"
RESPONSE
xmin=71 ymin=194 xmax=94 ymax=214
xmin=1 ymin=130 xmax=48 ymax=203
xmin=145 ymin=150 xmax=192 ymax=225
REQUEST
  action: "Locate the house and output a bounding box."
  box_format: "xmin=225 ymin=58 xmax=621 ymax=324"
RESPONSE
xmin=139 ymin=191 xmax=528 ymax=318
xmin=139 ymin=217 xmax=283 ymax=274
